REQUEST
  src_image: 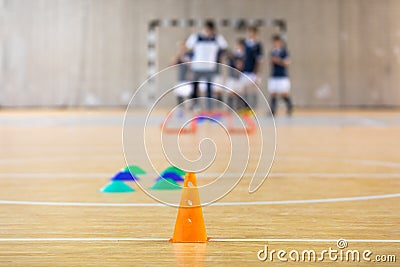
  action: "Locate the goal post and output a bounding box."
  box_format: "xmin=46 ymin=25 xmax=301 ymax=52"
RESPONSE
xmin=145 ymin=18 xmax=287 ymax=103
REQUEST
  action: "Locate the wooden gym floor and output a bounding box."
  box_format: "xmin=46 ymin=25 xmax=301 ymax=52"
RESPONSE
xmin=0 ymin=109 xmax=399 ymax=266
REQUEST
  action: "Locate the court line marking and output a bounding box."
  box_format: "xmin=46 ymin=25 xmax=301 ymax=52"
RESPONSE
xmin=1 ymin=155 xmax=400 ymax=169
xmin=0 ymin=172 xmax=399 ymax=179
xmin=211 ymin=238 xmax=400 ymax=243
xmin=0 ymin=238 xmax=168 ymax=242
xmin=0 ymin=237 xmax=398 ymax=243
xmin=0 ymin=193 xmax=399 ymax=207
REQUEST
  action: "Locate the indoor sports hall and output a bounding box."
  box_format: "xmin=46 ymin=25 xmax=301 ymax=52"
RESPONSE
xmin=0 ymin=1 xmax=399 ymax=266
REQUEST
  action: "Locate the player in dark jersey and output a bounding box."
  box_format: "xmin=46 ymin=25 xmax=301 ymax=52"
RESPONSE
xmin=268 ymin=35 xmax=293 ymax=116
xmin=241 ymin=26 xmax=263 ymax=109
xmin=211 ymin=49 xmax=226 ymax=108
xmin=226 ymin=38 xmax=246 ymax=110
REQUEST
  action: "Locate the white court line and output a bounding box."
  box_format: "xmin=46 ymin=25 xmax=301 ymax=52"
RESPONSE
xmin=1 ymin=155 xmax=400 ymax=168
xmin=0 ymin=172 xmax=399 ymax=179
xmin=0 ymin=237 xmax=168 ymax=242
xmin=0 ymin=173 xmax=111 ymax=178
xmin=0 ymin=200 xmax=163 ymax=207
xmin=0 ymin=237 xmax=398 ymax=243
xmin=210 ymin=238 xmax=400 ymax=243
xmin=0 ymin=193 xmax=399 ymax=207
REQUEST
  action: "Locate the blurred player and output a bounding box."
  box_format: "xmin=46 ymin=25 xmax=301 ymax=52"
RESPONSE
xmin=211 ymin=49 xmax=226 ymax=108
xmin=226 ymin=38 xmax=246 ymax=110
xmin=241 ymin=26 xmax=263 ymax=110
xmin=268 ymin=35 xmax=293 ymax=116
xmin=171 ymin=41 xmax=193 ymax=108
xmin=186 ymin=20 xmax=228 ymax=110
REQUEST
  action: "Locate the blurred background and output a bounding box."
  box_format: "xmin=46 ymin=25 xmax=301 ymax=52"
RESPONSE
xmin=0 ymin=0 xmax=399 ymax=108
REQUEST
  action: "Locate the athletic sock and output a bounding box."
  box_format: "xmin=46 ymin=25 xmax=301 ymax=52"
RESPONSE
xmin=270 ymin=96 xmax=277 ymax=115
xmin=191 ymin=81 xmax=199 ymax=109
xmin=243 ymin=93 xmax=250 ymax=109
xmin=216 ymin=92 xmax=223 ymax=109
xmin=177 ymin=96 xmax=184 ymax=105
xmin=251 ymin=93 xmax=258 ymax=109
xmin=238 ymin=96 xmax=246 ymax=110
xmin=227 ymin=96 xmax=234 ymax=110
xmin=206 ymin=82 xmax=213 ymax=110
xmin=283 ymin=96 xmax=293 ymax=116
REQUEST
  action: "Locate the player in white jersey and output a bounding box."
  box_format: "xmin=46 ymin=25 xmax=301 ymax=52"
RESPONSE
xmin=186 ymin=20 xmax=228 ymax=110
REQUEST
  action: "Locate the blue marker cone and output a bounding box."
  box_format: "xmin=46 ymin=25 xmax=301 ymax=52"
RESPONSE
xmin=111 ymin=171 xmax=139 ymax=182
xmin=156 ymin=172 xmax=184 ymax=183
xmin=162 ymin=166 xmax=186 ymax=177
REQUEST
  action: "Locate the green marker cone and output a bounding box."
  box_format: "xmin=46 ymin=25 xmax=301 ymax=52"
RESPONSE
xmin=161 ymin=166 xmax=185 ymax=177
xmin=100 ymin=181 xmax=135 ymax=193
xmin=124 ymin=165 xmax=146 ymax=175
xmin=150 ymin=178 xmax=182 ymax=190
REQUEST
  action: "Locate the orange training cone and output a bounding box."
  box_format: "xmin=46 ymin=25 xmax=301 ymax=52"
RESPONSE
xmin=170 ymin=172 xmax=208 ymax=243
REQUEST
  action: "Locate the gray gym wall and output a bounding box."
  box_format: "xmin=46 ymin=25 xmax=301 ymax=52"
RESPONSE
xmin=0 ymin=0 xmax=399 ymax=107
